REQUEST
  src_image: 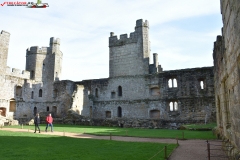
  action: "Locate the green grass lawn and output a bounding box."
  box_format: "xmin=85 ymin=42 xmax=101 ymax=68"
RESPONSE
xmin=0 ymin=130 xmax=177 ymax=160
xmin=183 ymin=123 xmax=216 ymax=129
xmin=4 ymin=124 xmax=217 ymax=140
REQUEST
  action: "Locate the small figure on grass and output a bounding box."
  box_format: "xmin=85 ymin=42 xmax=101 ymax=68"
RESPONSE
xmin=45 ymin=113 xmax=53 ymax=132
xmin=34 ymin=113 xmax=41 ymax=133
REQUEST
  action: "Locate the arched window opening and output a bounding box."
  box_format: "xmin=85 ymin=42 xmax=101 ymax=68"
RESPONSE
xmin=95 ymin=88 xmax=98 ymax=98
xmin=118 ymin=86 xmax=122 ymax=96
xmin=118 ymin=106 xmax=122 ymax=117
xmin=30 ymin=70 xmax=35 ymax=79
xmin=88 ymin=89 xmax=91 ymax=95
xmin=173 ymin=79 xmax=177 ymax=87
xmin=39 ymin=89 xmax=42 ymax=97
xmin=33 ymin=107 xmax=37 ymax=116
xmin=200 ymin=81 xmax=204 ymax=89
xmin=150 ymin=110 xmax=160 ymax=118
xmin=42 ymin=63 xmax=45 ymax=71
xmin=31 ymin=91 xmax=34 ymax=99
xmin=169 ymin=102 xmax=173 ymax=111
xmin=106 ymin=111 xmax=111 ymax=118
xmin=174 ymin=102 xmax=178 ymax=111
xmin=90 ymin=106 xmax=92 ymax=118
xmin=168 ymin=79 xmax=172 ymax=88
xmin=46 ymin=106 xmax=49 ymax=112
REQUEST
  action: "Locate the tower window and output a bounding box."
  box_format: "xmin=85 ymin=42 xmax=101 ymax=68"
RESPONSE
xmin=118 ymin=86 xmax=122 ymax=96
xmin=30 ymin=70 xmax=35 ymax=79
xmin=118 ymin=106 xmax=122 ymax=117
xmin=31 ymin=91 xmax=34 ymax=99
xmin=39 ymin=89 xmax=42 ymax=97
xmin=169 ymin=101 xmax=178 ymax=111
xmin=95 ymin=88 xmax=98 ymax=98
xmin=168 ymin=78 xmax=177 ymax=88
xmin=200 ymin=81 xmax=204 ymax=89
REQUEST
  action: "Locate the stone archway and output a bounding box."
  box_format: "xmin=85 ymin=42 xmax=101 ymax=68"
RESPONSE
xmin=33 ymin=107 xmax=37 ymax=116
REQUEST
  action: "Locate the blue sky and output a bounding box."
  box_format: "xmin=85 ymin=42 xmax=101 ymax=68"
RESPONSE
xmin=0 ymin=0 xmax=222 ymax=81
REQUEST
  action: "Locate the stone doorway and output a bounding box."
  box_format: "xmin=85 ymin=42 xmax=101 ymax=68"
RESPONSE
xmin=33 ymin=107 xmax=37 ymax=116
xmin=9 ymin=99 xmax=16 ymax=112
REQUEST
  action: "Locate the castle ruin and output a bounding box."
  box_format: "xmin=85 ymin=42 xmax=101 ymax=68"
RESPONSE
xmin=0 ymin=19 xmax=215 ymax=128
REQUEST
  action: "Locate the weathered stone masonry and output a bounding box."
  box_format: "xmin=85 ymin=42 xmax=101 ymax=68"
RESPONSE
xmin=213 ymin=0 xmax=240 ymax=158
xmin=0 ymin=19 xmax=215 ymax=129
xmin=76 ymin=19 xmax=215 ymax=128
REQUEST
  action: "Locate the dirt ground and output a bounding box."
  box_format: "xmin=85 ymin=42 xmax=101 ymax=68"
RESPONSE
xmin=0 ymin=128 xmax=228 ymax=160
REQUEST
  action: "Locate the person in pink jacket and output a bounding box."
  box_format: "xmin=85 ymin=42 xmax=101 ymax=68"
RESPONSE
xmin=45 ymin=113 xmax=53 ymax=132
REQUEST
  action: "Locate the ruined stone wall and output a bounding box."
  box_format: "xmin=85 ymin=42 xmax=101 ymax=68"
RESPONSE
xmin=109 ymin=19 xmax=150 ymax=77
xmin=0 ymin=34 xmax=65 ymax=121
xmin=71 ymin=84 xmax=84 ymax=114
xmin=80 ymin=67 xmax=215 ymax=123
xmin=213 ymin=0 xmax=240 ymax=158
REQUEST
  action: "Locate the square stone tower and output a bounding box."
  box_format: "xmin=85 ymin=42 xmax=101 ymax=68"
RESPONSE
xmin=25 ymin=37 xmax=62 ymax=82
xmin=109 ymin=19 xmax=150 ymax=77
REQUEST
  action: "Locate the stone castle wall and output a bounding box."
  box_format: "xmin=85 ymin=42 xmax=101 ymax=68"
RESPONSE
xmin=213 ymin=0 xmax=240 ymax=158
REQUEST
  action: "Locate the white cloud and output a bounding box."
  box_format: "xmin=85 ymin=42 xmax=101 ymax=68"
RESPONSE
xmin=1 ymin=0 xmax=222 ymax=81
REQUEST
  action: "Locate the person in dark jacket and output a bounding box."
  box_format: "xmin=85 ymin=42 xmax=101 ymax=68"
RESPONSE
xmin=45 ymin=113 xmax=53 ymax=132
xmin=34 ymin=113 xmax=41 ymax=133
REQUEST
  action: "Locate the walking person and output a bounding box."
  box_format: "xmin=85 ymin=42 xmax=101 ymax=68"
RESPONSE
xmin=45 ymin=113 xmax=53 ymax=132
xmin=34 ymin=113 xmax=41 ymax=133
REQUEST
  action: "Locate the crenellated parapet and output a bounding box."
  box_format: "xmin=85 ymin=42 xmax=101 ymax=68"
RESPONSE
xmin=0 ymin=30 xmax=10 ymax=47
xmin=109 ymin=19 xmax=149 ymax=47
xmin=50 ymin=37 xmax=60 ymax=46
xmin=109 ymin=32 xmax=138 ymax=47
xmin=26 ymin=46 xmax=49 ymax=55
xmin=26 ymin=37 xmax=61 ymax=55
xmin=5 ymin=67 xmax=30 ymax=79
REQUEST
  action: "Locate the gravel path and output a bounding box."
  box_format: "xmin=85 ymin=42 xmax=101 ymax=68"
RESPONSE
xmin=1 ymin=128 xmax=228 ymax=160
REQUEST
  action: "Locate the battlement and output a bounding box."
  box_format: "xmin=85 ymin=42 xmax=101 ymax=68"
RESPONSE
xmin=0 ymin=30 xmax=10 ymax=46
xmin=26 ymin=46 xmax=48 ymax=55
xmin=109 ymin=19 xmax=149 ymax=47
xmin=0 ymin=30 xmax=10 ymax=36
xmin=5 ymin=66 xmax=30 ymax=79
xmin=50 ymin=37 xmax=60 ymax=46
xmin=26 ymin=37 xmax=60 ymax=55
xmin=135 ymin=19 xmax=149 ymax=29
